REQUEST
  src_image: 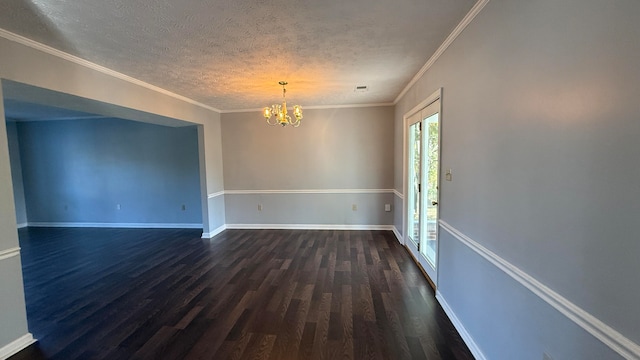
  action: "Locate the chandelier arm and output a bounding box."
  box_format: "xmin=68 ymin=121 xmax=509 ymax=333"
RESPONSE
xmin=263 ymin=81 xmax=302 ymax=127
xmin=266 ymin=117 xmax=278 ymax=126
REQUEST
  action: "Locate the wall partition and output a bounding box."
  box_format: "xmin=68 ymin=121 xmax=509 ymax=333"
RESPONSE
xmin=393 ymin=0 xmax=640 ymax=358
xmin=221 ymin=106 xmax=395 ymax=229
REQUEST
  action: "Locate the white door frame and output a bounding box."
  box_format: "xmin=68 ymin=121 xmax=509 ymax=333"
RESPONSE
xmin=402 ymin=88 xmax=442 ymax=287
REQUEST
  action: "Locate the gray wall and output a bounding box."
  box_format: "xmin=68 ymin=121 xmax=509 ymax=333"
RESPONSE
xmin=393 ymin=89 xmax=404 ymax=236
xmin=14 ymin=118 xmax=202 ymax=226
xmin=392 ymin=193 xmax=403 ymax=236
xmin=198 ymin=115 xmax=226 ymax=236
xmin=4 ymin=0 xmax=637 ymax=358
xmin=0 ymin=85 xmax=30 ymax=355
xmin=394 ymin=0 xmax=640 ymax=358
xmin=221 ymin=107 xmax=394 ymax=227
xmin=5 ymin=120 xmax=27 ymax=226
xmin=0 ymin=30 xmax=225 ymax=353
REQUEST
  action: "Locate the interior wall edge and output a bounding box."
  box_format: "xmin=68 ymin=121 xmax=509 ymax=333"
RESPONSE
xmin=206 ymin=195 xmax=226 ymax=233
xmin=201 ymin=224 xmax=227 ymax=239
xmin=0 ymin=40 xmax=216 ymax=127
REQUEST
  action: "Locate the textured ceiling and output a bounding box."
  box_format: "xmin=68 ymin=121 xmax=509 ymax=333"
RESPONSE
xmin=0 ymin=0 xmax=475 ymax=111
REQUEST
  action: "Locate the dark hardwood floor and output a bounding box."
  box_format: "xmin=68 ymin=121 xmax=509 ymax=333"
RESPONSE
xmin=11 ymin=227 xmax=473 ymax=359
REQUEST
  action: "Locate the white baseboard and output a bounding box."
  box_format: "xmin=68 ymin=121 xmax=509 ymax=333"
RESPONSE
xmin=16 ymin=223 xmax=28 ymax=229
xmin=436 ymin=291 xmax=486 ymax=360
xmin=27 ymin=222 xmax=203 ymax=229
xmin=202 ymin=224 xmax=227 ymax=239
xmin=392 ymin=226 xmax=403 ymax=244
xmin=0 ymin=333 xmax=35 ymax=360
xmin=439 ymin=220 xmax=640 ymax=359
xmin=19 ymin=222 xmax=394 ymax=233
xmin=225 ymin=224 xmax=394 ymax=231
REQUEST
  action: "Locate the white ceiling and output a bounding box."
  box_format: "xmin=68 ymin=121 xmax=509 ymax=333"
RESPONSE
xmin=0 ymin=0 xmax=475 ymax=112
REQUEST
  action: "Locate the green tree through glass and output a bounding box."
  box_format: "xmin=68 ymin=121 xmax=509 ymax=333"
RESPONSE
xmin=427 ymin=121 xmax=438 ymax=205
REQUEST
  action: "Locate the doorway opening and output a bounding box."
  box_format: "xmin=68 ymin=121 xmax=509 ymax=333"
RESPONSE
xmin=403 ymin=89 xmax=441 ymax=287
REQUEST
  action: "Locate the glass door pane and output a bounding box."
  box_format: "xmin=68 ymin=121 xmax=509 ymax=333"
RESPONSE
xmin=407 ymin=119 xmax=422 ymax=246
xmin=405 ymin=94 xmax=440 ymax=288
xmin=421 ymin=113 xmax=439 ymax=268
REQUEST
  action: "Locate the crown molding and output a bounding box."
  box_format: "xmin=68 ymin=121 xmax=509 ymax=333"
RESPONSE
xmin=0 ymin=27 xmax=222 ymax=114
xmin=393 ymin=0 xmax=490 ymax=104
xmin=0 ymin=0 xmax=489 ymax=115
xmin=220 ymin=102 xmax=394 ymax=114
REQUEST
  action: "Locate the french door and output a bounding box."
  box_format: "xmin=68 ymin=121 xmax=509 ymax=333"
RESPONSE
xmin=405 ymin=97 xmax=440 ymax=286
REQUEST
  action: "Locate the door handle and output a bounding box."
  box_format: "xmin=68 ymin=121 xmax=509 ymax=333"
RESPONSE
xmin=432 ymin=201 xmax=438 ymax=206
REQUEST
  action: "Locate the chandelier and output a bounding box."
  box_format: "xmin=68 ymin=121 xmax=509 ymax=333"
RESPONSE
xmin=263 ymin=81 xmax=303 ymax=127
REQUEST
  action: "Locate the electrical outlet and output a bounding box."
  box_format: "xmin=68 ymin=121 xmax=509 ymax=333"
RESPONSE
xmin=384 ymin=204 xmax=391 ymax=212
xmin=258 ymin=204 xmax=262 ymax=211
xmin=352 ymin=204 xmax=357 ymax=211
xmin=181 ymin=204 xmax=186 ymax=211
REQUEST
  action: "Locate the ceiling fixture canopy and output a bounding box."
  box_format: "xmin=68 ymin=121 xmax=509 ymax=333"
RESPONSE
xmin=263 ymin=81 xmax=303 ymax=127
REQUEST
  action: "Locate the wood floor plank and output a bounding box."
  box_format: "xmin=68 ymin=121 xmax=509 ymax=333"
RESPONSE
xmin=214 ymin=330 xmax=253 ymax=360
xmin=296 ymin=322 xmax=317 ymax=360
xmin=239 ymin=333 xmax=277 ymax=360
xmin=311 ymin=292 xmax=332 ymax=359
xmin=12 ymin=228 xmax=474 ymax=360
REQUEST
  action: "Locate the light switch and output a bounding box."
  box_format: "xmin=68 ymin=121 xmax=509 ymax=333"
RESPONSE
xmin=384 ymin=204 xmax=391 ymax=212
